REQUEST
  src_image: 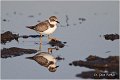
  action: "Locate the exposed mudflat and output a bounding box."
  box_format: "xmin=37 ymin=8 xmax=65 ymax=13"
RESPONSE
xmin=69 ymin=55 xmax=119 ymax=79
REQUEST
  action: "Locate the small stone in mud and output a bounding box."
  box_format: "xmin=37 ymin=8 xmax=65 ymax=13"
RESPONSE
xmin=13 ymin=11 xmax=16 ymax=15
xmin=104 ymin=34 xmax=119 ymax=41
xmin=1 ymin=47 xmax=37 ymax=58
xmin=1 ymin=31 xmax=19 ymax=44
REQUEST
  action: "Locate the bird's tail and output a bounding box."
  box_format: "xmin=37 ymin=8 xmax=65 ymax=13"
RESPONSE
xmin=26 ymin=57 xmax=34 ymax=60
xmin=26 ymin=26 xmax=36 ymax=30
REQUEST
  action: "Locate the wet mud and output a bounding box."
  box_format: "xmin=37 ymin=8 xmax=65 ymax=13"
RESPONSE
xmin=1 ymin=47 xmax=37 ymax=58
xmin=48 ymin=39 xmax=67 ymax=48
xmin=19 ymin=35 xmax=44 ymax=39
xmin=104 ymin=34 xmax=119 ymax=41
xmin=1 ymin=31 xmax=19 ymax=44
xmin=1 ymin=31 xmax=44 ymax=44
xmin=69 ymin=55 xmax=119 ymax=79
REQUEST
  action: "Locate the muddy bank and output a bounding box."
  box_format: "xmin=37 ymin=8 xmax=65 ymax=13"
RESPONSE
xmin=69 ymin=55 xmax=119 ymax=70
xmin=104 ymin=34 xmax=119 ymax=41
xmin=69 ymin=55 xmax=119 ymax=79
xmin=1 ymin=31 xmax=19 ymax=44
xmin=1 ymin=31 xmax=44 ymax=44
xmin=1 ymin=47 xmax=37 ymax=58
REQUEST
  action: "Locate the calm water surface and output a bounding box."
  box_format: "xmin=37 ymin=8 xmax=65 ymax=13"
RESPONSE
xmin=1 ymin=1 xmax=119 ymax=79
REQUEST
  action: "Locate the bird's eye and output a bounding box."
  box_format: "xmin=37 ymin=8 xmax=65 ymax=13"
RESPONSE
xmin=51 ymin=19 xmax=55 ymax=21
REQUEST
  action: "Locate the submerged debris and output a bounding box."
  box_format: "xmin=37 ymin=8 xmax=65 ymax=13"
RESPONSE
xmin=56 ymin=56 xmax=65 ymax=61
xmin=2 ymin=19 xmax=7 ymax=22
xmin=65 ymin=15 xmax=69 ymax=26
xmin=78 ymin=18 xmax=86 ymax=21
xmin=28 ymin=15 xmax=34 ymax=18
xmin=1 ymin=47 xmax=37 ymax=58
xmin=105 ymin=51 xmax=111 ymax=53
xmin=48 ymin=39 xmax=67 ymax=48
xmin=1 ymin=31 xmax=19 ymax=44
xmin=69 ymin=55 xmax=119 ymax=79
xmin=19 ymin=35 xmax=44 ymax=39
xmin=78 ymin=17 xmax=86 ymax=24
xmin=104 ymin=34 xmax=119 ymax=41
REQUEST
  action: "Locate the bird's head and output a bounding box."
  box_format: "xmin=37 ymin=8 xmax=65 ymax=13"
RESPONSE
xmin=48 ymin=64 xmax=59 ymax=72
xmin=49 ymin=16 xmax=59 ymax=25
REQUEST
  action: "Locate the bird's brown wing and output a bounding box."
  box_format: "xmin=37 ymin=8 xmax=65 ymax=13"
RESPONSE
xmin=35 ymin=20 xmax=49 ymax=32
xmin=34 ymin=56 xmax=49 ymax=67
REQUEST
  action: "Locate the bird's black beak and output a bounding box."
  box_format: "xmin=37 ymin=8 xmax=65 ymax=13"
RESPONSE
xmin=55 ymin=66 xmax=59 ymax=68
xmin=56 ymin=21 xmax=60 ymax=23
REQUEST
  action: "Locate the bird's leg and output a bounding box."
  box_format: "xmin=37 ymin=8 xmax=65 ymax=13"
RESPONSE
xmin=48 ymin=47 xmax=59 ymax=54
xmin=48 ymin=35 xmax=51 ymax=41
xmin=48 ymin=35 xmax=59 ymax=41
xmin=39 ymin=33 xmax=42 ymax=51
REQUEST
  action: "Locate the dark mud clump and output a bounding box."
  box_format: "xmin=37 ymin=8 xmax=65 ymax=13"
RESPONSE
xmin=1 ymin=31 xmax=19 ymax=44
xmin=1 ymin=47 xmax=37 ymax=58
xmin=69 ymin=55 xmax=119 ymax=79
xmin=104 ymin=34 xmax=119 ymax=41
xmin=48 ymin=39 xmax=67 ymax=48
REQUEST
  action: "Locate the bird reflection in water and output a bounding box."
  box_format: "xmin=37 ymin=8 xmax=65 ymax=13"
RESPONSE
xmin=26 ymin=47 xmax=59 ymax=72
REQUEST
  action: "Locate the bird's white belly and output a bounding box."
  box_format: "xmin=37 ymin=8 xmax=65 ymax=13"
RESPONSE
xmin=41 ymin=25 xmax=57 ymax=35
xmin=38 ymin=53 xmax=56 ymax=63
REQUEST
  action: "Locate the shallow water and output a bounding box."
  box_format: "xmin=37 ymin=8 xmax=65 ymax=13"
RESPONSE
xmin=1 ymin=1 xmax=119 ymax=79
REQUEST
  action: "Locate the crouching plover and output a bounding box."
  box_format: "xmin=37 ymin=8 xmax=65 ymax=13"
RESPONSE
xmin=26 ymin=52 xmax=59 ymax=72
xmin=26 ymin=16 xmax=59 ymax=46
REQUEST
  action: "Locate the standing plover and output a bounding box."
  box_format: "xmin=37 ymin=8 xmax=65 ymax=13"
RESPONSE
xmin=26 ymin=52 xmax=59 ymax=72
xmin=26 ymin=16 xmax=59 ymax=46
